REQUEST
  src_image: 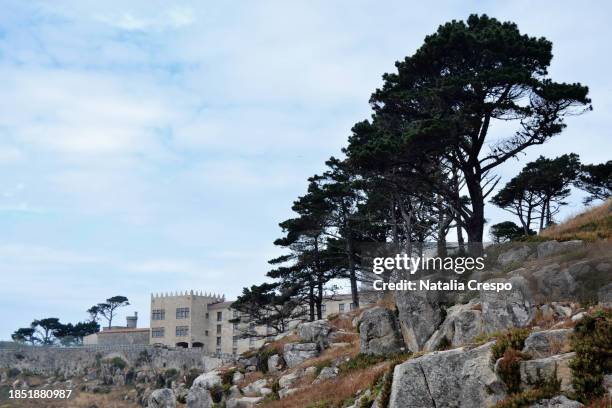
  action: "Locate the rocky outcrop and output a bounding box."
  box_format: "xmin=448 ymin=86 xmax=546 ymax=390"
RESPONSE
xmin=395 ymin=288 xmax=442 ymax=352
xmin=498 ymin=245 xmax=533 ymax=266
xmin=241 ymin=378 xmax=269 ymax=395
xmin=186 ymin=387 xmax=213 ymax=408
xmin=314 ymin=366 xmax=338 ymax=383
xmin=149 ymin=388 xmax=177 ymax=408
xmin=358 ymin=307 xmax=404 ymax=356
xmin=480 ymin=276 xmax=534 ymax=332
xmin=226 ymin=396 xmax=263 ymax=408
xmin=298 ymin=320 xmax=332 ymax=349
xmin=522 ymin=329 xmax=572 ymax=358
xmin=267 ymin=354 xmax=284 ymax=374
xmin=537 ymin=240 xmax=583 ymax=259
xmin=528 ymin=395 xmax=584 ymax=407
xmin=283 ymin=343 xmax=320 ymax=368
xmin=519 ymin=353 xmax=575 ymax=393
xmin=388 ymin=342 xmax=505 ymax=408
xmin=424 ymin=301 xmax=484 ymax=350
xmin=191 ymin=371 xmax=222 ymax=390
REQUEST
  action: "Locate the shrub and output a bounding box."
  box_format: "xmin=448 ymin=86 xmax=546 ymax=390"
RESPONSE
xmin=185 ymin=368 xmax=201 ymax=388
xmin=569 ymin=308 xmax=612 ymax=402
xmin=109 ymin=356 xmax=127 ymax=370
xmin=497 ymin=349 xmax=528 ymax=394
xmin=338 ymin=353 xmax=386 ymax=374
xmin=7 ymin=368 xmax=21 ymax=378
xmin=491 ymin=328 xmax=530 ymax=362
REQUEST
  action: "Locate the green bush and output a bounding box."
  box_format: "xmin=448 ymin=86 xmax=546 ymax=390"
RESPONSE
xmin=109 ymin=356 xmax=127 ymax=370
xmin=185 ymin=368 xmax=201 ymax=388
xmin=491 ymin=328 xmax=530 ymax=362
xmin=569 ymin=308 xmax=612 ymax=402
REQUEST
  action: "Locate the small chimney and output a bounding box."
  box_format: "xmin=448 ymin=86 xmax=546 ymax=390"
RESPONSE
xmin=126 ymin=312 xmax=138 ymax=328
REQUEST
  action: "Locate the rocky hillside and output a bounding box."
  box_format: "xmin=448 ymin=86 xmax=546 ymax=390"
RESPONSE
xmin=1 ymin=207 xmax=611 ymax=408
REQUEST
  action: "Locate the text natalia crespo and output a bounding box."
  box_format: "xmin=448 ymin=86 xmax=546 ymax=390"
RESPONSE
xmin=372 ymin=279 xmax=513 ymax=292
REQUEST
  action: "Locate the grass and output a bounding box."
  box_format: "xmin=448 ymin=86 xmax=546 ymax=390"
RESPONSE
xmin=539 ymin=200 xmax=612 ymax=241
xmin=261 ymin=362 xmax=389 ymax=408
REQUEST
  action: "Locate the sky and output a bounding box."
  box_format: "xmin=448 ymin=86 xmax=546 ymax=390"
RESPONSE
xmin=0 ymin=1 xmax=610 ymax=340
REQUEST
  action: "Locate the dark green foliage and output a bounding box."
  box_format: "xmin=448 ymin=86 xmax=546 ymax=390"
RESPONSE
xmin=569 ymin=308 xmax=612 ymax=402
xmin=493 ymin=377 xmax=560 ymax=408
xmin=575 ymin=161 xmax=612 ymax=204
xmin=88 ymin=295 xmax=129 ymax=329
xmin=490 ymin=221 xmax=531 ymax=243
xmin=491 ymin=328 xmax=530 ymax=362
xmin=136 ymin=350 xmax=152 ymax=366
xmin=497 ymin=349 xmax=530 ymax=394
xmin=109 ymin=357 xmax=127 ymax=370
xmin=185 ymin=368 xmax=201 ymax=388
xmin=6 ymin=368 xmax=21 ymax=378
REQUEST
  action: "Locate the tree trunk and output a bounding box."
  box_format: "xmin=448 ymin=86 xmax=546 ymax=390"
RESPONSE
xmin=346 ymin=236 xmax=360 ymax=308
xmin=308 ymin=285 xmax=315 ymax=321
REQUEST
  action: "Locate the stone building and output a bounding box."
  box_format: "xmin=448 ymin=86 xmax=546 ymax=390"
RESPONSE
xmin=83 ymin=312 xmax=149 ymax=346
xmin=148 ymin=290 xmax=377 ymax=355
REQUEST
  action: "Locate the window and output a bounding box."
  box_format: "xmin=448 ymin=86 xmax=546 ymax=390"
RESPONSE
xmin=233 ymin=335 xmax=238 ymax=345
xmin=176 ymin=307 xmax=190 ymax=319
xmin=205 ymin=313 xmax=209 ymax=319
xmin=349 ymin=303 xmax=355 ymax=311
xmin=151 ymin=327 xmax=165 ymax=338
xmin=216 ymin=336 xmax=221 ymax=346
xmin=205 ymin=330 xmax=209 ymax=336
xmin=217 ymin=311 xmax=222 ymax=321
xmin=321 ymin=304 xmax=326 ymax=314
xmin=152 ymin=309 xmax=165 ymax=320
xmin=216 ymin=347 xmax=221 ymax=354
xmin=232 ymin=348 xmax=238 ymax=356
xmin=232 ymin=309 xmax=239 ymax=318
xmin=217 ymin=324 xmax=222 ymax=334
xmin=176 ymin=326 xmax=189 ymax=337
xmin=339 ymin=303 xmax=345 ymax=312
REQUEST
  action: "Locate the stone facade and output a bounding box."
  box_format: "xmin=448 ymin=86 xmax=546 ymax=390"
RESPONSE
xmin=147 ymin=291 xmax=376 ymax=356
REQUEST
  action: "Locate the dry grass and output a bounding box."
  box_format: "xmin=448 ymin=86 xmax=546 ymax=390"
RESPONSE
xmin=376 ymin=292 xmax=396 ymax=311
xmin=586 ymin=395 xmax=612 ymax=407
xmin=540 ymin=200 xmax=612 ymax=241
xmin=295 ymin=341 xmax=359 ymax=372
xmin=328 ymin=314 xmax=356 ymax=333
xmin=261 ymin=362 xmax=389 ymax=408
xmin=264 ymin=334 xmax=300 ymax=355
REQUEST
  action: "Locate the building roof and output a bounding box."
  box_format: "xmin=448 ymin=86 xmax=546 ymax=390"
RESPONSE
xmin=207 ymin=301 xmax=234 ymax=310
xmin=98 ymin=328 xmax=150 ymax=334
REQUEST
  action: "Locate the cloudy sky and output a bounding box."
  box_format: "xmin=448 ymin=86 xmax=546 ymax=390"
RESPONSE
xmin=0 ymin=1 xmax=610 ymax=339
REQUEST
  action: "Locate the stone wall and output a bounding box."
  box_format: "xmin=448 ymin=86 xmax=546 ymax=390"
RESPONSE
xmin=97 ymin=329 xmax=150 ymax=346
xmin=0 ymin=344 xmax=232 ymax=378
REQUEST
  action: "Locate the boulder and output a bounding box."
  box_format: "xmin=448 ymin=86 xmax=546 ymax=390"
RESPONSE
xmin=528 ymin=395 xmax=584 ymax=407
xmin=148 ymin=388 xmax=176 ymax=408
xmin=498 ymin=245 xmax=532 ymax=266
xmin=520 ymin=353 xmax=575 ymax=393
xmin=388 ymin=342 xmax=505 ymax=408
xmin=480 ymin=276 xmax=534 ymax=332
xmin=537 ymin=240 xmax=583 ymax=258
xmin=186 ymin=387 xmax=213 ymax=408
xmin=358 ymin=307 xmax=404 ymax=356
xmin=279 ymin=369 xmax=304 ymax=389
xmin=226 ymin=396 xmax=262 ymax=408
xmin=191 ymin=371 xmax=222 ymax=390
xmin=314 ymin=366 xmax=338 ymax=383
xmin=395 ymin=288 xmax=442 ymax=352
xmin=598 ymin=282 xmax=612 ymax=305
xmin=267 ymin=354 xmax=284 ymax=374
xmin=522 ymin=329 xmax=572 ymax=358
xmin=279 ymin=387 xmax=299 ymax=399
xmin=298 ymin=320 xmax=332 ymax=348
xmin=533 ymin=264 xmax=577 ymax=300
xmin=424 ymin=301 xmax=484 ymax=350
xmin=241 ymin=378 xmax=268 ymax=395
xmin=283 ymin=343 xmax=319 ymax=368
xmin=232 ymin=370 xmax=244 ymax=385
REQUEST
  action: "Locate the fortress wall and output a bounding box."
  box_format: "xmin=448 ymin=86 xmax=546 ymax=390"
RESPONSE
xmin=0 ymin=345 xmax=230 ymax=377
